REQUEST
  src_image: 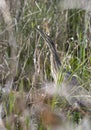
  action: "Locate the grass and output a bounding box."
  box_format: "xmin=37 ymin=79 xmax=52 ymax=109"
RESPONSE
xmin=0 ymin=0 xmax=91 ymax=130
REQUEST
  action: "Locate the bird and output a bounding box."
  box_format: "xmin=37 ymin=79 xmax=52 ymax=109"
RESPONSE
xmin=36 ymin=27 xmax=62 ymax=83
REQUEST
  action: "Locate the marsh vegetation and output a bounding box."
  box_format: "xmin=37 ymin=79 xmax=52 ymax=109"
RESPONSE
xmin=0 ymin=0 xmax=91 ymax=130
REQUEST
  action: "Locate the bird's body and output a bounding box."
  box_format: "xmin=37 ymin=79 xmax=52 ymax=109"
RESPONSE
xmin=36 ymin=27 xmax=61 ymax=83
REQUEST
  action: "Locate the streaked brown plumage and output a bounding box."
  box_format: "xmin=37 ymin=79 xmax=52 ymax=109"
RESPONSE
xmin=36 ymin=27 xmax=61 ymax=83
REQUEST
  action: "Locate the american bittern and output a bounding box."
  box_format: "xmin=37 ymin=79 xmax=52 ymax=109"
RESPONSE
xmin=36 ymin=27 xmax=91 ymax=109
xmin=36 ymin=27 xmax=61 ymax=83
